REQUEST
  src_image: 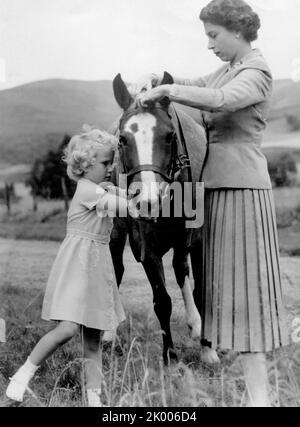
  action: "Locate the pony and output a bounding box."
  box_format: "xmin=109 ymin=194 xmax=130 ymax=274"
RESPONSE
xmin=109 ymin=72 xmax=217 ymax=364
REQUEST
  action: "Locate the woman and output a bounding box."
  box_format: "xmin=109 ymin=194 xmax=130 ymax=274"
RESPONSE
xmin=138 ymin=0 xmax=290 ymax=407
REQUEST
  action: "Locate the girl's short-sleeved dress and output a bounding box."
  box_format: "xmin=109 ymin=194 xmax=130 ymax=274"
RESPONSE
xmin=42 ymin=178 xmax=126 ymax=331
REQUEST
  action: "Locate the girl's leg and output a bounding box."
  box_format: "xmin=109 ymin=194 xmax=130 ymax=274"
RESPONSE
xmin=82 ymin=327 xmax=103 ymax=407
xmin=6 ymin=321 xmax=79 ymax=402
xmin=241 ymin=352 xmax=271 ymax=407
xmin=29 ymin=321 xmax=79 ymax=365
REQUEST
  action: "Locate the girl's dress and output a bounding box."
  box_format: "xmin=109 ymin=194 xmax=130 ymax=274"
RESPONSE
xmin=171 ymin=49 xmax=290 ymax=352
xmin=42 ymin=178 xmax=126 ymax=331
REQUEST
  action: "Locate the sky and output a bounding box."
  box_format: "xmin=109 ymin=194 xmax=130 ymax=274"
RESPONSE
xmin=0 ymin=0 xmax=300 ymax=90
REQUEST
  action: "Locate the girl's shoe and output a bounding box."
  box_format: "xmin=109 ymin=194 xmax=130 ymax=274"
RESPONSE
xmin=6 ymin=372 xmax=31 ymax=402
xmin=6 ymin=358 xmax=39 ymax=403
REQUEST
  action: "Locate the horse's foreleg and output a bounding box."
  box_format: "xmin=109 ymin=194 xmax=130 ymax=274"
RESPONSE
xmin=172 ymin=248 xmax=202 ymax=339
xmin=109 ymin=218 xmax=128 ymax=287
xmin=190 ymin=245 xmax=220 ymax=364
xmin=142 ymin=256 xmax=177 ymax=365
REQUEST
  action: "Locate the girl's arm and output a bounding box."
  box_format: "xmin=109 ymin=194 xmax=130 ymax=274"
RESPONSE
xmin=97 ymin=186 xmax=128 ymax=217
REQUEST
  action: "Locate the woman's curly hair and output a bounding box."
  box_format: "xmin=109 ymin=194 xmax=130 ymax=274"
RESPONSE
xmin=63 ymin=126 xmax=117 ymax=182
xmin=200 ymin=0 xmax=261 ymax=42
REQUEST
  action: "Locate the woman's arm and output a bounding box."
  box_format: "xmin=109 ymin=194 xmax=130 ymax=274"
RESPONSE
xmin=173 ymin=73 xmax=212 ymax=88
xmin=130 ymin=72 xmax=212 ymax=95
xmin=139 ymin=69 xmax=272 ymax=113
xmin=170 ymin=69 xmax=272 ymax=112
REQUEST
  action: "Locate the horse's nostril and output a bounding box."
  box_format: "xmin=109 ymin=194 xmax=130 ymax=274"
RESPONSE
xmin=139 ymin=199 xmax=159 ymax=217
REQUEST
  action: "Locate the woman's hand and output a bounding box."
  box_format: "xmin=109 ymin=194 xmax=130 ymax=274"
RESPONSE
xmin=137 ymin=85 xmax=171 ymax=107
xmin=128 ymin=73 xmax=163 ymax=96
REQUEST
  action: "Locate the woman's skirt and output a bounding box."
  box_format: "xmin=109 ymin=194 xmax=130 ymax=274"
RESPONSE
xmin=200 ymin=189 xmax=290 ymax=352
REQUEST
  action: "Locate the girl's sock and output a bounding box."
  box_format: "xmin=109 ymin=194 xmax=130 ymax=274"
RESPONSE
xmin=6 ymin=358 xmax=40 ymax=402
xmin=87 ymin=388 xmax=102 ymax=407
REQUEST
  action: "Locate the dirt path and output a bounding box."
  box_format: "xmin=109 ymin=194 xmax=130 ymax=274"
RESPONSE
xmin=1 ymin=238 xmax=300 ymax=329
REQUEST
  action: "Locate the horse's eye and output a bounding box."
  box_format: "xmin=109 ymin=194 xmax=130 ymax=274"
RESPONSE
xmin=166 ymin=132 xmax=175 ymax=144
xmin=119 ymin=136 xmax=127 ymax=147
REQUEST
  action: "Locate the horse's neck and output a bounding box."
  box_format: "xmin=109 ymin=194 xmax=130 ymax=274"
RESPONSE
xmin=169 ymin=105 xmax=208 ymax=184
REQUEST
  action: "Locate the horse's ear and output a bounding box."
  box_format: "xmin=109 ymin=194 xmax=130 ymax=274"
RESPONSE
xmin=113 ymin=73 xmax=134 ymax=111
xmin=157 ymin=72 xmax=173 ymax=109
xmin=161 ymin=71 xmax=174 ymax=85
xmin=159 ymin=72 xmax=174 ymax=109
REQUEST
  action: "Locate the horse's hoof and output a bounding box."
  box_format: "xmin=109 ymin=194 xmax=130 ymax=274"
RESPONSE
xmin=201 ymin=346 xmax=220 ymax=365
xmin=163 ymin=349 xmax=178 ymax=366
xmin=187 ymin=318 xmax=202 ymax=339
xmin=102 ymin=330 xmax=115 ymax=343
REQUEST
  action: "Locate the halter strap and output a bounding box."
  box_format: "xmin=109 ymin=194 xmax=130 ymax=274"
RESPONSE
xmin=117 ymin=104 xmax=190 ymax=184
xmin=127 ymin=164 xmax=173 ymax=183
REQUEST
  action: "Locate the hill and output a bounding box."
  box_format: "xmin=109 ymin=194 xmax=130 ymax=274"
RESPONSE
xmin=0 ymin=77 xmax=300 ymax=165
xmin=0 ymin=79 xmax=121 ymax=165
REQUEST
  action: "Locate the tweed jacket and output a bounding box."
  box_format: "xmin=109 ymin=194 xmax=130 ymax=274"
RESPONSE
xmin=170 ymin=49 xmax=273 ymax=189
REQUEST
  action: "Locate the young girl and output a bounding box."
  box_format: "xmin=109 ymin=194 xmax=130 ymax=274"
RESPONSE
xmin=6 ymin=128 xmax=127 ymax=407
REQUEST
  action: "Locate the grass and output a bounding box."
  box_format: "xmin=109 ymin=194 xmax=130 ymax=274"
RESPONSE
xmin=0 ymin=183 xmax=300 ymax=407
xmin=1 ymin=283 xmax=299 ymax=407
xmin=0 ymin=239 xmax=300 ymax=408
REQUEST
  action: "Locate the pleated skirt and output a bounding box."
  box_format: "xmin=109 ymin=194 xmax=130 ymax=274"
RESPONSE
xmin=200 ymin=189 xmax=290 ymax=352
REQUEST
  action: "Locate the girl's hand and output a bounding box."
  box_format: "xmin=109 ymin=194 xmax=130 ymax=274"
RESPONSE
xmin=99 ymin=181 xmax=115 ymax=192
xmin=137 ymin=85 xmax=171 ymax=107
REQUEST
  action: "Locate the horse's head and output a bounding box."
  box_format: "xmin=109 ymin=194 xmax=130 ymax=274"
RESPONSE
xmin=113 ymin=72 xmax=178 ymax=220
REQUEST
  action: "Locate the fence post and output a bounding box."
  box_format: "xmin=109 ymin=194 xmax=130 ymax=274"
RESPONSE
xmin=4 ymin=182 xmax=11 ymax=215
xmin=32 ymin=185 xmax=38 ymax=212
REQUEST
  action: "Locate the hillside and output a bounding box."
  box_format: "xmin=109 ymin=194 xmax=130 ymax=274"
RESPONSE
xmin=0 ymin=79 xmax=121 ymax=165
xmin=269 ymin=79 xmax=300 ymax=120
xmin=0 ymin=77 xmax=300 ymax=165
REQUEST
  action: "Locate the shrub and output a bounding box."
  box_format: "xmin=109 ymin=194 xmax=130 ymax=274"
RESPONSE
xmin=28 ymin=135 xmax=76 ymax=200
xmin=266 ymin=152 xmax=298 ymax=187
xmin=286 ymin=111 xmax=300 ymax=132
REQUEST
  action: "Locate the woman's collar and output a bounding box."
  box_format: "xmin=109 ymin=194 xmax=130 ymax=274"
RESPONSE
xmin=228 ymin=48 xmax=262 ymax=71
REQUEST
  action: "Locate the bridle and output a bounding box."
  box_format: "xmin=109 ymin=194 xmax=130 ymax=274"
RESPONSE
xmin=118 ymin=105 xmax=191 ymax=185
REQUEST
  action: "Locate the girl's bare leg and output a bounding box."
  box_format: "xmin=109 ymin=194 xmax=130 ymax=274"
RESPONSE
xmin=6 ymin=321 xmax=79 ymax=402
xmin=241 ymin=352 xmax=271 ymax=407
xmin=82 ymin=327 xmax=103 ymax=407
xmin=29 ymin=321 xmax=79 ymax=365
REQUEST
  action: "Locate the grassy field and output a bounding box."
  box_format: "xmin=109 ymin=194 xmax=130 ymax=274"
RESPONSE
xmin=0 ymin=238 xmax=300 ymax=407
xmin=0 ymin=182 xmax=300 ymax=407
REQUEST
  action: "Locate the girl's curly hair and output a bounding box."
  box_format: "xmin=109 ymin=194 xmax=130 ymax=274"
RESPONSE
xmin=200 ymin=0 xmax=261 ymax=42
xmin=63 ymin=126 xmax=117 ymax=182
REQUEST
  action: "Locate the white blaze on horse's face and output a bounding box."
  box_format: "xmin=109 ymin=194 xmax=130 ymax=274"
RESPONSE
xmin=125 ymin=113 xmax=160 ymax=211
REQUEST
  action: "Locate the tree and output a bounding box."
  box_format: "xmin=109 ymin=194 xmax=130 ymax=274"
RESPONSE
xmin=267 ymin=152 xmax=298 ymax=187
xmin=28 ymin=135 xmax=76 ymax=206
